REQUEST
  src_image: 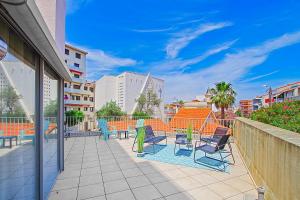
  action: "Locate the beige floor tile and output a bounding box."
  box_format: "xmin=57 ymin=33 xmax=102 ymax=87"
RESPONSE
xmin=224 ymin=177 xmax=255 ymax=192
xmin=132 ymin=185 xmax=162 ymax=200
xmin=207 ymin=182 xmax=241 ymax=199
xmin=154 ymin=181 xmax=183 ymax=196
xmin=191 ymin=173 xmax=219 ymax=185
xmin=188 ymin=187 xmax=222 ymax=200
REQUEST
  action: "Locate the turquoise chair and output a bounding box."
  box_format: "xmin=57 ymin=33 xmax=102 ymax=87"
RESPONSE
xmin=19 ymin=119 xmax=50 ymax=145
xmin=43 ymin=119 xmax=50 ymax=142
xmin=0 ymin=130 xmax=3 ymax=146
xmin=97 ymin=119 xmax=117 ymax=140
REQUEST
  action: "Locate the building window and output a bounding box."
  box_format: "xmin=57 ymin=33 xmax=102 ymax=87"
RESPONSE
xmin=64 ymin=107 xmax=67 ymax=111
xmin=75 ymin=96 xmax=80 ymax=100
xmin=89 ymin=97 xmax=94 ymax=102
xmin=90 ymin=107 xmax=94 ymax=112
xmin=65 ymin=49 xmax=69 ymax=55
xmin=84 ymin=107 xmax=88 ymax=111
xmin=84 ymin=86 xmax=88 ymax=90
xmin=90 ymin=88 xmax=94 ymax=92
xmin=74 ymin=74 xmax=80 ymax=78
xmin=74 ymin=63 xmax=79 ymax=68
xmin=78 ymin=108 xmax=81 ymax=111
xmin=65 ymin=60 xmax=67 ymax=63
xmin=84 ymin=96 xmax=88 ymax=101
xmin=75 ymin=53 xmax=81 ymax=59
xmin=64 ymin=83 xmax=67 ymax=87
xmin=73 ymin=85 xmax=80 ymax=89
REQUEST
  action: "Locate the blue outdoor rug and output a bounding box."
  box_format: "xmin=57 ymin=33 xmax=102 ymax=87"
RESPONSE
xmin=137 ymin=144 xmax=230 ymax=172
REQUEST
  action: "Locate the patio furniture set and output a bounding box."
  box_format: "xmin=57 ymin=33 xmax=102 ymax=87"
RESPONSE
xmin=97 ymin=118 xmax=235 ymax=171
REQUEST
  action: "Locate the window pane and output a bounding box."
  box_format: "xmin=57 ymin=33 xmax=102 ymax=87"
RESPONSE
xmin=43 ymin=64 xmax=59 ymax=198
xmin=0 ymin=18 xmax=36 ymax=200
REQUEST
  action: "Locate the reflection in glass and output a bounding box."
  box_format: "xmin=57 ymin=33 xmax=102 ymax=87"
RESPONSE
xmin=0 ymin=18 xmax=36 ymax=200
xmin=43 ymin=64 xmax=59 ymax=199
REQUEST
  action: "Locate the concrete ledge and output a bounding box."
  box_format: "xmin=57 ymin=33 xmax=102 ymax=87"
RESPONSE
xmin=234 ymin=117 xmax=300 ymax=200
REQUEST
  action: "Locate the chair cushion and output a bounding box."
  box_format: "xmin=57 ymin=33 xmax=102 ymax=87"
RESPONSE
xmin=175 ymin=137 xmax=190 ymax=145
xmin=201 ymin=136 xmax=222 ymax=143
xmin=195 ymin=144 xmax=216 ymax=154
xmin=144 ymin=136 xmax=166 ymax=144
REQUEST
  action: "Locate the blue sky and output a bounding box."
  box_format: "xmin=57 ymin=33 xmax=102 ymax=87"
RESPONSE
xmin=66 ymin=0 xmax=300 ymax=103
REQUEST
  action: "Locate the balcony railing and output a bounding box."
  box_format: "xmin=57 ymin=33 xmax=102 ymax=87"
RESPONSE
xmin=64 ymin=115 xmax=235 ymax=138
xmin=64 ymin=87 xmax=93 ymax=95
xmin=64 ymin=99 xmax=94 ymax=106
xmin=68 ymin=64 xmax=84 ymax=73
xmin=72 ymin=77 xmax=86 ymax=83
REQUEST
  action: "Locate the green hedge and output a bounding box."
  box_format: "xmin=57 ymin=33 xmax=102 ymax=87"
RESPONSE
xmin=250 ymin=101 xmax=300 ymax=133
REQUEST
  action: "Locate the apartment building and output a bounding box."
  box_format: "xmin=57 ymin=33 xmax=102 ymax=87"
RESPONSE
xmin=239 ymin=100 xmax=253 ymax=117
xmin=261 ymin=81 xmax=300 ymax=107
xmin=64 ymin=44 xmax=95 ymax=116
xmin=95 ymin=72 xmax=164 ymax=116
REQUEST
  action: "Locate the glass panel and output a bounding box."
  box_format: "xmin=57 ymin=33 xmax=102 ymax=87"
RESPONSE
xmin=0 ymin=17 xmax=36 ymax=200
xmin=43 ymin=64 xmax=59 ymax=199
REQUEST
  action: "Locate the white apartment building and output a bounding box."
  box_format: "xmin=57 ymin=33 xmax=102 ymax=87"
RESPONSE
xmin=95 ymin=72 xmax=164 ymax=116
xmin=64 ymin=44 xmax=95 ymax=116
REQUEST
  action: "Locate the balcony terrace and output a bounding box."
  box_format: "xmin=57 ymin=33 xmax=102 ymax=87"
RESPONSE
xmin=49 ymin=136 xmax=257 ymax=200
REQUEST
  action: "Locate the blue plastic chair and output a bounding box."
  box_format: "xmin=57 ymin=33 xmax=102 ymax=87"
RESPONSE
xmin=0 ymin=130 xmax=3 ymax=146
xmin=97 ymin=119 xmax=117 ymax=140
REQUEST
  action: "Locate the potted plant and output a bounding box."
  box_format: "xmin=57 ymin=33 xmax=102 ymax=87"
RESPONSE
xmin=186 ymin=124 xmax=193 ymax=148
xmin=137 ymin=127 xmax=145 ymax=157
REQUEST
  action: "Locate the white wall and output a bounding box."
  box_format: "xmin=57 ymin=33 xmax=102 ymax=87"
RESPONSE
xmin=95 ymin=76 xmax=117 ymax=111
xmin=35 ymin=0 xmax=66 ymax=54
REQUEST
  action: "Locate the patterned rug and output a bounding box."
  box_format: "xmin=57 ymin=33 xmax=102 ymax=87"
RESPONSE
xmin=138 ymin=144 xmax=230 ymax=172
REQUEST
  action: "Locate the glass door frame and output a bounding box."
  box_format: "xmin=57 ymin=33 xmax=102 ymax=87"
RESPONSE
xmin=0 ymin=10 xmax=65 ymax=200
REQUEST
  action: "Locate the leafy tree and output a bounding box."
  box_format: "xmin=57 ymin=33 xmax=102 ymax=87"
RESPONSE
xmin=65 ymin=110 xmax=84 ymax=126
xmin=44 ymin=100 xmax=58 ymax=117
xmin=96 ymin=101 xmax=126 ymax=118
xmin=133 ymin=111 xmax=151 ymax=119
xmin=0 ymin=86 xmax=24 ymax=116
xmin=176 ymin=99 xmax=185 ymax=106
xmin=235 ymin=109 xmax=242 ymax=117
xmin=136 ymin=89 xmax=161 ymax=116
xmin=210 ymin=82 xmax=236 ymax=119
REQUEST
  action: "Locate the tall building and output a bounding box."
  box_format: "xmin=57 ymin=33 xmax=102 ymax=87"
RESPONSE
xmin=239 ymin=100 xmax=253 ymax=117
xmin=95 ymin=72 xmax=164 ymax=116
xmin=63 ymin=44 xmax=95 ymax=116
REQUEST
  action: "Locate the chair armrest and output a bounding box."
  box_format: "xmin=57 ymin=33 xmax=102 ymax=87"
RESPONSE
xmin=194 ymin=140 xmax=201 ymax=148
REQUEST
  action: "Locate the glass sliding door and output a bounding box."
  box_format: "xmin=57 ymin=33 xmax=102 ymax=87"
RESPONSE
xmin=0 ymin=17 xmax=37 ymax=200
xmin=43 ymin=64 xmax=59 ymax=199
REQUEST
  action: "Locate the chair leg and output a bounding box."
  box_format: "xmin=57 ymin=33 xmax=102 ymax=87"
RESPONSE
xmin=174 ymin=143 xmax=176 ymax=155
xmin=219 ymin=151 xmax=226 ymax=171
xmin=193 ymin=150 xmax=196 ymax=162
xmin=227 ymin=142 xmax=235 ymax=164
xmin=131 ymin=137 xmax=137 ymax=152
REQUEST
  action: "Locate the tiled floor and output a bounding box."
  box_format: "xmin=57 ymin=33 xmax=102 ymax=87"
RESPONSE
xmin=49 ymin=137 xmax=257 ymax=200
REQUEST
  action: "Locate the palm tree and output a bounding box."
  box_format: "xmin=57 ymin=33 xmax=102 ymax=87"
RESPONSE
xmin=210 ymin=82 xmax=236 ymax=119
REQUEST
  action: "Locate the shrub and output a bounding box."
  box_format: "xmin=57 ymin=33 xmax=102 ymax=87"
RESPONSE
xmin=132 ymin=111 xmax=151 ymax=119
xmin=65 ymin=110 xmax=84 ymax=126
xmin=186 ymin=124 xmax=193 ymax=142
xmin=250 ymin=101 xmax=300 ymax=133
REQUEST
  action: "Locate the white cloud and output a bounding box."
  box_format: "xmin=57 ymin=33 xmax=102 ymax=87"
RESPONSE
xmin=152 ymin=40 xmax=236 ymax=72
xmin=159 ymin=31 xmax=300 ymax=102
xmin=241 ymin=70 xmax=279 ymax=83
xmin=165 ymin=22 xmax=233 ymax=59
xmin=131 ymin=27 xmax=173 ymax=33
xmin=69 ymin=44 xmax=138 ymax=80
